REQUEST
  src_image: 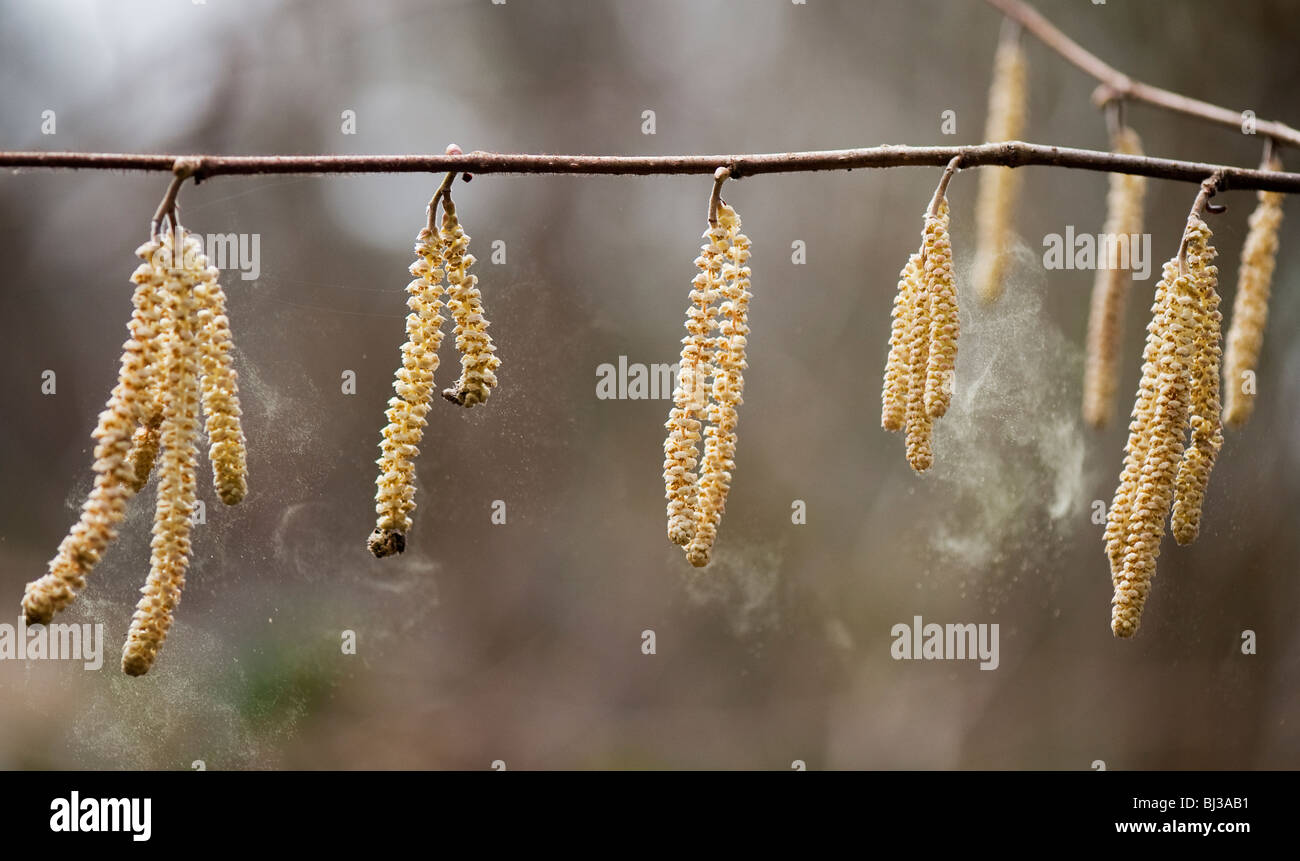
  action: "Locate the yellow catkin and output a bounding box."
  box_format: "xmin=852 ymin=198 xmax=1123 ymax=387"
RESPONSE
xmin=1104 ymin=259 xmax=1176 ymax=578
xmin=972 ymin=34 xmax=1027 ymax=305
xmin=1082 ymin=127 xmax=1147 ymax=428
xmin=440 ymin=203 xmax=501 ymax=408
xmin=122 ymin=230 xmax=204 ymax=676
xmin=664 ymin=219 xmax=727 ymax=546
xmin=904 ymin=245 xmax=934 ymax=472
xmin=686 ymin=203 xmax=750 ymax=568
xmin=369 ymin=226 xmax=448 ymax=558
xmin=22 ymin=240 xmax=166 ymax=625
xmin=881 ymin=253 xmax=921 ymax=432
xmin=194 ymin=263 xmax=248 ymax=505
xmin=1223 ymin=157 xmax=1285 ymax=427
xmin=1111 ymin=256 xmax=1198 ymax=639
xmin=1171 ymin=221 xmax=1222 ymax=545
xmin=923 ymin=200 xmax=957 ymax=419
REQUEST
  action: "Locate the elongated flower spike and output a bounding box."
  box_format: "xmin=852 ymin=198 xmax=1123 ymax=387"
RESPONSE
xmin=882 ymin=157 xmax=961 ymax=473
xmin=972 ymin=21 xmax=1028 ymax=305
xmin=1082 ymin=122 xmax=1147 ymax=428
xmin=195 ymin=263 xmax=248 ymax=506
xmin=122 ymin=227 xmax=206 ymax=676
xmin=1109 ymin=179 xmax=1221 ymax=638
xmin=1170 ymin=217 xmax=1222 ymax=545
xmin=1223 ymin=151 xmax=1286 ymax=428
xmin=22 ymin=239 xmax=166 ymax=625
xmin=440 ymin=192 xmax=501 ymax=408
xmin=685 ymin=190 xmax=750 ymax=568
xmin=369 ymin=200 xmax=450 ymax=558
xmin=662 ymin=168 xmax=752 ymax=567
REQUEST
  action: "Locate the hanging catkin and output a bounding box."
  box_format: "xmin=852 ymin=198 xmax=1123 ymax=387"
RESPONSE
xmin=1103 ymin=259 xmax=1174 ymax=578
xmin=1082 ymin=126 xmax=1147 ymax=428
xmin=440 ymin=199 xmax=501 ymax=408
xmin=881 ymin=253 xmax=921 ymax=432
xmin=1223 ymin=155 xmax=1286 ymax=427
xmin=22 ymin=239 xmax=166 ymax=625
xmin=664 ymin=219 xmax=726 ymax=546
xmin=122 ymin=229 xmax=205 ymax=676
xmin=972 ymin=32 xmax=1027 ymax=305
xmin=685 ymin=202 xmax=751 ymax=568
xmin=1170 ymin=222 xmax=1222 ymax=545
xmin=923 ymin=199 xmax=957 ymax=419
xmin=1110 ymin=250 xmax=1199 ymax=637
xmin=194 ymin=264 xmax=247 ymax=505
xmin=370 ymin=226 xmax=448 ymax=558
xmin=882 ymin=173 xmax=956 ymax=473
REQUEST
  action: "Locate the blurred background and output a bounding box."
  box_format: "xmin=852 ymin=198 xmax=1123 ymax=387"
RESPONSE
xmin=1 ymin=0 xmax=1297 ymax=769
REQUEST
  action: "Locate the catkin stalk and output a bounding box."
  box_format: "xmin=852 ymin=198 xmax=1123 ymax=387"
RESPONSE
xmin=972 ymin=32 xmax=1027 ymax=305
xmin=1082 ymin=127 xmax=1147 ymax=428
xmin=1223 ymin=156 xmax=1285 ymax=427
xmin=22 ymin=240 xmax=167 ymax=624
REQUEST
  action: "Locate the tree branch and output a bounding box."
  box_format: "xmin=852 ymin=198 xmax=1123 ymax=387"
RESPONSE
xmin=2 ymin=142 xmax=1300 ymax=192
xmin=983 ymin=0 xmax=1300 ymax=149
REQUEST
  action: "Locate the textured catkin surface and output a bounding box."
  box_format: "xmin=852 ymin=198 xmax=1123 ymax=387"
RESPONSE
xmin=370 ymin=226 xmax=447 ymax=557
xmin=972 ymin=35 xmax=1027 ymax=305
xmin=441 ymin=206 xmax=501 ymax=408
xmin=881 ymin=253 xmax=921 ymax=432
xmin=1170 ymin=221 xmax=1222 ymax=545
xmin=122 ymin=231 xmax=205 ymax=676
xmin=195 ymin=264 xmax=248 ymax=506
xmin=1223 ymin=158 xmax=1285 ymax=428
xmin=685 ymin=204 xmax=751 ymax=568
xmin=1082 ymin=127 xmax=1147 ymax=428
xmin=923 ymin=201 xmax=957 ymax=420
xmin=21 ymin=240 xmax=165 ymax=625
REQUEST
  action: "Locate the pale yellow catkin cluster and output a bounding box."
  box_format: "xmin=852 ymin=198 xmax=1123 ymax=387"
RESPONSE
xmin=1082 ymin=127 xmax=1147 ymax=428
xmin=881 ymin=197 xmax=956 ymax=473
xmin=23 ymin=225 xmax=247 ymax=675
xmin=370 ymin=227 xmax=448 ymax=558
xmin=1223 ymin=157 xmax=1286 ymax=428
xmin=663 ymin=202 xmax=751 ymax=567
xmin=1108 ymin=216 xmax=1218 ymax=638
xmin=972 ymin=35 xmax=1028 ymax=305
xmin=123 ymin=230 xmax=205 ymax=676
xmin=440 ymin=202 xmax=501 ymax=408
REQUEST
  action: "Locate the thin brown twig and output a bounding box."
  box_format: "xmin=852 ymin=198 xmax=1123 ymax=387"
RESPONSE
xmin=4 ymin=143 xmax=1300 ymax=192
xmin=982 ymin=0 xmax=1300 ymax=149
xmin=928 ymin=156 xmax=963 ymax=216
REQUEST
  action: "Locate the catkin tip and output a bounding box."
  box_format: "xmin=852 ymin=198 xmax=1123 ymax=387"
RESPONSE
xmin=368 ymin=528 xmax=406 ymax=558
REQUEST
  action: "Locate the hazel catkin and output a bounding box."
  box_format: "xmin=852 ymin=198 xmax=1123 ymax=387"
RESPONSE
xmin=194 ymin=263 xmax=248 ymax=506
xmin=122 ymin=230 xmax=205 ymax=675
xmin=1223 ymin=156 xmax=1285 ymax=428
xmin=440 ymin=201 xmax=501 ymax=408
xmin=1082 ymin=126 xmax=1147 ymax=428
xmin=22 ymin=239 xmax=167 ymax=625
xmin=369 ymin=226 xmax=448 ymax=558
xmin=972 ymin=33 xmax=1028 ymax=305
xmin=685 ymin=203 xmax=750 ymax=568
xmin=1170 ymin=219 xmax=1222 ymax=545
